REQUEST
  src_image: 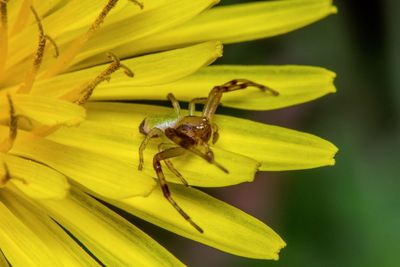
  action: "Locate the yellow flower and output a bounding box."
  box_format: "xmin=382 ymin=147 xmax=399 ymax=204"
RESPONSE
xmin=0 ymin=0 xmax=337 ymax=265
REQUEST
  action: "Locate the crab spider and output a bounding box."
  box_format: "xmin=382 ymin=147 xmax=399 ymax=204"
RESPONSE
xmin=138 ymin=79 xmax=279 ymax=233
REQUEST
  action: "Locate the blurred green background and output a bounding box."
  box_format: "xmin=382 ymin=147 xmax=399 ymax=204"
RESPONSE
xmin=131 ymin=1 xmax=400 ymax=266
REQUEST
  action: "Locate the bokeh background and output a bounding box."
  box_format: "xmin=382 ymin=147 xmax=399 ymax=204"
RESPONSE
xmin=130 ymin=0 xmax=400 ymax=266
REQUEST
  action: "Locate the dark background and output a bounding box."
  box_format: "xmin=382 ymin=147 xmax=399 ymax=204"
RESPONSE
xmin=130 ymin=1 xmax=400 ymax=266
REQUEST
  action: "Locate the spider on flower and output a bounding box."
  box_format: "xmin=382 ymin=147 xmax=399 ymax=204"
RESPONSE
xmin=138 ymin=79 xmax=279 ymax=233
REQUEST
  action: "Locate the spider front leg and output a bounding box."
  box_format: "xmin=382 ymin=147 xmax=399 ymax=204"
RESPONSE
xmin=165 ymin=128 xmax=228 ymax=173
xmin=138 ymin=127 xmax=164 ymax=170
xmin=167 ymin=93 xmax=182 ymax=118
xmin=158 ymin=143 xmax=189 ymax=187
xmin=153 ymin=147 xmax=203 ymax=233
xmin=202 ymin=79 xmax=279 ymax=120
xmin=188 ymin=97 xmax=207 ymax=116
xmin=211 ymin=123 xmax=219 ymax=144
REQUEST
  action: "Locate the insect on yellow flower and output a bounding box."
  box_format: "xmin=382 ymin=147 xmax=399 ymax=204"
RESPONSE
xmin=138 ymin=79 xmax=279 ymax=233
xmin=0 ymin=0 xmax=339 ymax=264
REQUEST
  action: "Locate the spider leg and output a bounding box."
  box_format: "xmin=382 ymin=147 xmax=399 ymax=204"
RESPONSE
xmin=196 ymin=141 xmax=228 ymax=173
xmin=138 ymin=127 xmax=164 ymax=170
xmin=188 ymin=97 xmax=207 ymax=116
xmin=167 ymin=93 xmax=182 ymax=118
xmin=153 ymin=147 xmax=203 ymax=233
xmin=211 ymin=123 xmax=219 ymax=144
xmin=158 ymin=143 xmax=189 ymax=187
xmin=165 ymin=128 xmax=228 ymax=173
xmin=202 ymin=79 xmax=279 ymax=120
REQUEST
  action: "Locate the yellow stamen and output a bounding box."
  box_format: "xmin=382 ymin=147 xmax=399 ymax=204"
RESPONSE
xmin=43 ymin=0 xmax=119 ymax=79
xmin=0 ymin=162 xmax=28 ymax=187
xmin=45 ymin=35 xmax=60 ymax=58
xmin=33 ymin=53 xmax=132 ymax=137
xmin=10 ymin=0 xmax=33 ymax=36
xmin=128 ymin=0 xmax=144 ymax=10
xmin=43 ymin=0 xmax=143 ymax=79
xmin=0 ymin=162 xmax=11 ymax=187
xmin=17 ymin=7 xmax=47 ymax=94
xmin=0 ymin=0 xmax=8 ymax=82
xmin=6 ymin=94 xmax=17 ymax=143
xmin=74 ymin=52 xmax=134 ymax=105
xmin=0 ymin=94 xmax=17 ymax=152
xmin=88 ymin=0 xmax=120 ymax=34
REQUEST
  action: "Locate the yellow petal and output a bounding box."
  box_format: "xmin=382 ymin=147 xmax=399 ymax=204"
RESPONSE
xmin=38 ymin=188 xmax=185 ymax=267
xmin=47 ymin=118 xmax=259 ymax=187
xmin=1 ymin=151 xmax=69 ymax=199
xmin=71 ymin=0 xmax=219 ymax=68
xmin=30 ymin=41 xmax=222 ymax=98
xmin=0 ymin=249 xmax=10 ymax=267
xmin=215 ymin=114 xmax=338 ymax=170
xmin=107 ymin=0 xmax=337 ymax=57
xmin=107 ymin=184 xmax=286 ymax=260
xmin=91 ymin=65 xmax=336 ymax=110
xmin=0 ymin=200 xmax=59 ymax=266
xmin=9 ymin=130 xmax=156 ymax=199
xmin=1 ymin=187 xmax=100 ymax=266
xmin=53 ymin=102 xmax=259 ymax=187
xmin=84 ymin=102 xmax=337 ymax=171
xmin=0 ymin=94 xmax=85 ymax=127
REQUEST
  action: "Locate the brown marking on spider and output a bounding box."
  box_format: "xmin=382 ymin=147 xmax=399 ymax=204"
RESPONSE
xmin=138 ymin=79 xmax=279 ymax=233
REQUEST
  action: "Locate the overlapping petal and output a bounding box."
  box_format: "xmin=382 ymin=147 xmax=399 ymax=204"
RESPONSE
xmin=6 ymin=95 xmax=85 ymax=127
xmin=0 ymin=250 xmax=10 ymax=267
xmin=91 ymin=65 xmax=336 ymax=110
xmin=0 ymin=201 xmax=60 ymax=266
xmin=29 ymin=41 xmax=222 ymax=98
xmin=92 ymin=0 xmax=337 ymax=61
xmin=70 ymin=0 xmax=219 ymax=68
xmin=1 ymin=188 xmax=99 ymax=266
xmin=47 ymin=120 xmax=260 ymax=187
xmin=81 ymin=102 xmax=337 ymax=172
xmin=9 ymin=130 xmax=156 ymax=199
xmin=0 ymin=152 xmax=69 ymax=199
xmin=38 ymin=187 xmax=184 ymax=266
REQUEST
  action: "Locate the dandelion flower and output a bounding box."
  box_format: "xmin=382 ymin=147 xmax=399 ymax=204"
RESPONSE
xmin=0 ymin=0 xmax=337 ymax=265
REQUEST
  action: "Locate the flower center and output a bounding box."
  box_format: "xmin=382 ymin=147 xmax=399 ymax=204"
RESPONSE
xmin=0 ymin=0 xmax=141 ymax=185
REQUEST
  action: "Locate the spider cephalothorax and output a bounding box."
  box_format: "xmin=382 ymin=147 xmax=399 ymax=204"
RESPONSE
xmin=138 ymin=79 xmax=279 ymax=233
